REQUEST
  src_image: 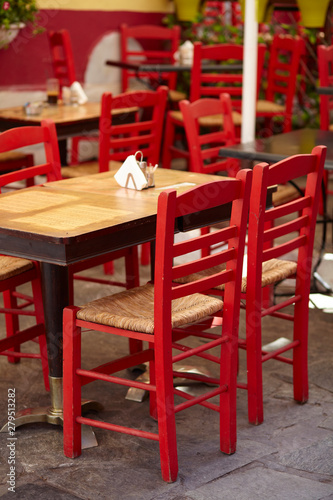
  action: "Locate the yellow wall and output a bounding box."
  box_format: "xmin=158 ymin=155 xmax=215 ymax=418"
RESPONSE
xmin=37 ymin=0 xmax=173 ymax=13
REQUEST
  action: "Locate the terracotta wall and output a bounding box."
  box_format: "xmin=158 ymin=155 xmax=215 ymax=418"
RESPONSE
xmin=0 ymin=0 xmax=173 ymax=88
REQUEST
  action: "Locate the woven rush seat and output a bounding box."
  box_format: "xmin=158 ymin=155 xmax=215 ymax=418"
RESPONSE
xmin=77 ymin=282 xmax=223 ymax=334
xmin=256 ymin=100 xmax=285 ymax=113
xmin=169 ymin=109 xmax=242 ymax=128
xmin=174 ymin=258 xmax=297 ymax=292
xmin=169 ymin=89 xmax=187 ymax=102
xmin=272 ymin=183 xmax=301 ymax=206
xmin=0 ymin=256 xmax=34 ymax=281
xmin=0 ymin=152 xmax=31 ymax=162
xmin=61 ymin=161 xmax=122 ymax=178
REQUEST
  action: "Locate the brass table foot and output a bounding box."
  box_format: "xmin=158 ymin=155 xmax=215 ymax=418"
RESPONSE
xmin=0 ymin=376 xmax=104 ymax=449
xmin=125 ymin=363 xmax=217 ymax=402
xmin=0 ymin=404 xmax=100 ymax=450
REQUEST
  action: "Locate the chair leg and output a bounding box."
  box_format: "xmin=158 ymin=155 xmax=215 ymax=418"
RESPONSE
xmin=292 ymin=296 xmax=309 ymax=403
xmin=155 ymin=338 xmax=178 ymax=482
xmin=103 ymin=261 xmax=114 ymax=275
xmin=3 ymin=289 xmax=20 ymax=364
xmin=71 ymin=137 xmax=80 ymax=165
xmin=63 ymin=306 xmax=82 ymax=458
xmin=220 ymin=332 xmax=237 ymax=454
xmin=162 ymin=115 xmax=176 ymax=169
xmin=246 ymin=296 xmax=264 ymax=425
xmin=148 ymin=344 xmax=157 ymax=420
xmin=140 ymin=243 xmax=150 ymax=266
xmin=125 ymin=246 xmax=143 ymax=354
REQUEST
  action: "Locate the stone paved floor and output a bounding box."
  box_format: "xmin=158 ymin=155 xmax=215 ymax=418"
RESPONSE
xmin=0 ymin=175 xmax=332 ymax=499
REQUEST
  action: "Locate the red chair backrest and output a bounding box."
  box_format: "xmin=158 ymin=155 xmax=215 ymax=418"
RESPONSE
xmin=264 ymin=34 xmax=305 ymax=114
xmin=0 ymin=120 xmax=62 ymax=190
xmin=317 ymin=44 xmax=333 ymax=130
xmin=190 ymin=42 xmax=266 ymax=110
xmin=120 ymin=24 xmax=180 ymax=92
xmin=99 ymin=86 xmax=168 ymax=171
xmin=48 ymin=29 xmax=77 ymax=89
xmin=247 ymin=145 xmax=326 ymax=300
xmin=154 ymin=169 xmax=252 ymax=327
xmin=180 ymin=94 xmax=237 ymax=175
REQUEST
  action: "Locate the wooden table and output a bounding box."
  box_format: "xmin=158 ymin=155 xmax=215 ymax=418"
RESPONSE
xmin=0 ymin=102 xmax=102 ymax=140
xmin=220 ymin=128 xmax=333 ymax=171
xmin=0 ymin=102 xmax=134 ymax=165
xmin=0 ymin=168 xmax=224 ymax=434
xmin=105 ymin=60 xmax=243 ymax=90
xmin=316 ymin=86 xmax=333 ymax=95
xmin=106 ymin=60 xmax=243 ymax=73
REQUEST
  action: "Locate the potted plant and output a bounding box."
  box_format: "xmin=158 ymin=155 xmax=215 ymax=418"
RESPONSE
xmin=0 ymin=0 xmax=41 ymax=47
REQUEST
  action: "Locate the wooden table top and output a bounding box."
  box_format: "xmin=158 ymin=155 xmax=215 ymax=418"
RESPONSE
xmin=316 ymin=86 xmax=333 ymax=95
xmin=0 ymin=169 xmax=223 ymax=264
xmin=0 ymin=101 xmax=133 ymax=126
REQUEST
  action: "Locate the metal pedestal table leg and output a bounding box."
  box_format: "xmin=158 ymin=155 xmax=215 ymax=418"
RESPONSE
xmin=1 ymin=263 xmax=102 ymax=449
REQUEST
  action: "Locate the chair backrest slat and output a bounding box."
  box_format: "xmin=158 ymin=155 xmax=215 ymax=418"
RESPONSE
xmin=180 ymin=94 xmax=238 ymax=176
xmin=48 ymin=29 xmax=76 ymax=90
xmin=120 ymin=24 xmax=180 ymax=92
xmin=247 ymin=145 xmax=326 ymax=296
xmin=99 ymin=87 xmax=168 ymax=171
xmin=190 ymin=42 xmax=266 ymax=110
xmin=265 ymin=34 xmax=305 ymax=113
xmin=0 ymin=120 xmax=61 ymax=188
xmin=318 ymin=44 xmax=333 ymax=130
xmin=154 ymin=171 xmax=252 ymax=306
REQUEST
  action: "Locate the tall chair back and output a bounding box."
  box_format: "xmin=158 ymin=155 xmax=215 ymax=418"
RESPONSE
xmin=120 ymin=24 xmax=180 ymax=93
xmin=243 ymin=145 xmax=326 ymax=424
xmin=99 ymin=86 xmax=168 ymax=171
xmin=190 ymin=42 xmax=266 ymax=112
xmin=0 ymin=119 xmax=62 ymax=392
xmin=48 ymin=29 xmax=76 ymax=90
xmin=256 ymin=34 xmax=305 ymax=133
xmin=180 ymin=94 xmax=238 ymax=176
xmin=162 ymin=42 xmax=265 ymax=168
xmin=317 ymin=44 xmax=333 ymax=131
xmin=0 ymin=120 xmax=61 ymax=190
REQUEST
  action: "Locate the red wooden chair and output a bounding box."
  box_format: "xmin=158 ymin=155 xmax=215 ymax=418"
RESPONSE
xmin=256 ymin=34 xmax=305 ymax=134
xmin=0 ymin=120 xmax=62 ymax=391
xmin=48 ymin=29 xmax=76 ymax=91
xmin=61 ymin=87 xmax=168 ymax=178
xmin=162 ymin=41 xmax=266 ymax=169
xmin=0 ymin=120 xmax=142 ymax=359
xmin=179 ymin=93 xmax=239 ymax=176
xmin=318 ymin=44 xmax=333 ymax=198
xmin=62 ymin=86 xmax=168 ymax=267
xmin=173 ymin=146 xmax=326 ymax=425
xmin=241 ymin=146 xmax=326 ymax=424
xmin=63 ymin=169 xmax=252 ymax=482
xmin=0 ymin=153 xmax=35 ymax=187
xmin=120 ymin=23 xmax=185 ymax=104
xmin=48 ymin=29 xmax=93 ymax=165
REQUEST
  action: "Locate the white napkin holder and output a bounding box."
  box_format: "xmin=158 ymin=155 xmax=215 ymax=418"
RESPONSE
xmin=70 ymin=81 xmax=88 ymax=105
xmin=114 ymin=153 xmax=149 ymax=190
xmin=114 ymin=151 xmax=158 ymax=190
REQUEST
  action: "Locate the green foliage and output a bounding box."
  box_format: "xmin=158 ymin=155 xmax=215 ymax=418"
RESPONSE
xmin=163 ymin=4 xmax=323 ymax=131
xmin=0 ymin=0 xmax=40 ymax=31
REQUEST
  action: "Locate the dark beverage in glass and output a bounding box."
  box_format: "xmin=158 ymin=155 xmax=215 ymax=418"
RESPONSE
xmin=47 ymin=92 xmax=58 ymax=105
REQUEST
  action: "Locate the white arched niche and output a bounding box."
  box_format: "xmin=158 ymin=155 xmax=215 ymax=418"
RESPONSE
xmin=84 ymin=32 xmax=146 ymax=100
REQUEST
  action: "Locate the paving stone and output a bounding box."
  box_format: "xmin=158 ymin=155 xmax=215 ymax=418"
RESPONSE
xmin=0 ymin=482 xmax=82 ymax=499
xmin=277 ymin=438 xmax=333 ymax=476
xmin=184 ymin=466 xmax=333 ymax=500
